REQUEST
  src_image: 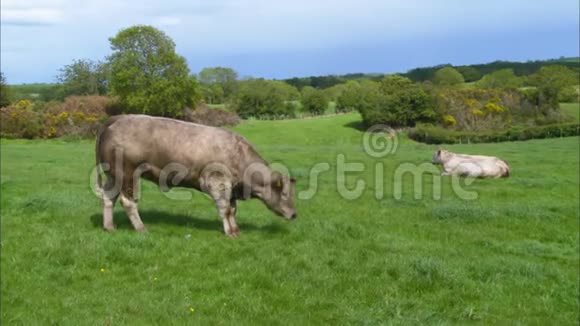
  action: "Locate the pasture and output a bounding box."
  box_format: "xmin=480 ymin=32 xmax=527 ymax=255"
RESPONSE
xmin=1 ymin=113 xmax=579 ymax=324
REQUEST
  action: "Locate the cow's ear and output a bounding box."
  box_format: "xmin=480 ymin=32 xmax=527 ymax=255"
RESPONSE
xmin=272 ymin=172 xmax=283 ymax=189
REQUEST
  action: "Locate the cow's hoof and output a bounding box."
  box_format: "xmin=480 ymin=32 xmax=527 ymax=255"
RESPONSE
xmin=135 ymin=226 xmax=147 ymax=233
xmin=227 ymin=229 xmax=240 ymax=238
xmin=104 ymin=226 xmax=116 ymax=232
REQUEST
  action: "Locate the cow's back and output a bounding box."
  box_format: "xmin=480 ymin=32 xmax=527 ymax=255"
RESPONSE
xmin=97 ymin=115 xmax=261 ymax=184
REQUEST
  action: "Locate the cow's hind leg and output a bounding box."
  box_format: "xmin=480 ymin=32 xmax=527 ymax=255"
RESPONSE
xmin=101 ymin=175 xmax=119 ymax=232
xmin=120 ymin=176 xmax=146 ymax=232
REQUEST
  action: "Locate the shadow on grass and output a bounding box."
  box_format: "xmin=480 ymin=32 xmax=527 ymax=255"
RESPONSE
xmin=343 ymin=120 xmax=366 ymax=132
xmin=89 ymin=210 xmax=288 ymax=235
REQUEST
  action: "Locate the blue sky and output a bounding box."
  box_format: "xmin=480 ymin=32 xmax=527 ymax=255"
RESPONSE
xmin=1 ymin=0 xmax=578 ymax=84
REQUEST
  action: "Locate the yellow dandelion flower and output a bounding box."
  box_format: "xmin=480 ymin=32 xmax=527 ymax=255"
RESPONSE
xmin=189 ymin=307 xmax=195 ymax=313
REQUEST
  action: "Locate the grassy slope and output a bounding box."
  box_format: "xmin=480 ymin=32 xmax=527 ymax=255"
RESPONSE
xmin=1 ymin=113 xmax=579 ymax=324
xmin=561 ymin=102 xmax=580 ymax=122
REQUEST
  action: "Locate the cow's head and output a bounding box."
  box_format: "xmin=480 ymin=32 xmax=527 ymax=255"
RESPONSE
xmin=259 ymin=172 xmax=297 ymax=220
xmin=432 ymin=149 xmax=450 ymax=164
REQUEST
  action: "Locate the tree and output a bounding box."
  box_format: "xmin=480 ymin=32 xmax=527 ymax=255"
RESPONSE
xmin=478 ymin=69 xmax=523 ymax=89
xmin=457 ymin=66 xmax=482 ymax=82
xmin=379 ymin=75 xmax=413 ymax=94
xmin=0 ymin=72 xmax=13 ymax=107
xmin=528 ymin=65 xmax=578 ymax=106
xmin=433 ymin=67 xmax=465 ymax=86
xmin=57 ymin=59 xmax=109 ymax=97
xmin=231 ymin=79 xmax=293 ymax=119
xmin=356 ymin=77 xmax=434 ymax=127
xmin=301 ymin=88 xmax=328 ymax=115
xmin=336 ymin=81 xmax=361 ymax=112
xmin=198 ymin=67 xmax=238 ymax=102
xmin=108 ymin=25 xmax=199 ymax=117
xmin=300 ymin=86 xmax=316 ymax=99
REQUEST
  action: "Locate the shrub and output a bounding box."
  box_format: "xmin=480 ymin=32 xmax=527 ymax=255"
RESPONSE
xmin=358 ymin=76 xmax=435 ymax=127
xmin=180 ymin=104 xmax=240 ymax=127
xmin=0 ymin=100 xmax=44 ymax=138
xmin=0 ymin=96 xmax=109 ymax=139
xmin=409 ymin=122 xmax=580 ymax=144
xmin=42 ymin=96 xmax=108 ymax=138
xmin=434 ymin=88 xmax=521 ymax=131
xmin=301 ymin=89 xmax=328 ymax=115
xmin=231 ymin=79 xmax=296 ymax=119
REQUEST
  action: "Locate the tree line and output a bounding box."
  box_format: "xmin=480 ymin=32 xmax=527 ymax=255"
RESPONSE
xmin=1 ymin=25 xmax=578 ymax=130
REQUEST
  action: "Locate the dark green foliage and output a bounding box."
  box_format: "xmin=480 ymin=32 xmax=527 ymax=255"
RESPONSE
xmin=108 ymin=25 xmax=199 ymax=117
xmin=457 ymin=66 xmax=482 ymax=82
xmin=230 ymin=79 xmax=294 ymax=119
xmin=409 ymin=122 xmax=580 ymax=144
xmin=301 ymin=88 xmax=328 ymax=115
xmin=354 ymin=76 xmax=435 ymax=127
xmin=404 ymin=58 xmax=579 ymax=82
xmin=57 ymin=59 xmax=109 ymax=97
xmin=336 ymin=81 xmax=362 ymax=112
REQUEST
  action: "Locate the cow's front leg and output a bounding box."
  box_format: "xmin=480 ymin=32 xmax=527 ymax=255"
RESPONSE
xmin=228 ymin=199 xmax=240 ymax=237
xmin=215 ymin=198 xmax=238 ymax=238
xmin=207 ymin=181 xmax=237 ymax=237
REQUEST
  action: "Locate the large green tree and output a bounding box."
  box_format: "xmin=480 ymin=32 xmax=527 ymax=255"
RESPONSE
xmin=528 ymin=65 xmax=578 ymax=106
xmin=108 ymin=25 xmax=199 ymax=117
xmin=57 ymin=59 xmax=109 ymax=97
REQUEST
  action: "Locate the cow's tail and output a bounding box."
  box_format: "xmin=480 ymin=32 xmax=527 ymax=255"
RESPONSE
xmin=95 ymin=123 xmax=106 ymax=196
xmin=94 ymin=116 xmax=119 ymax=196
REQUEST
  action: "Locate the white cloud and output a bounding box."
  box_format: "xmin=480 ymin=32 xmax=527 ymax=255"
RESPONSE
xmin=1 ymin=8 xmax=64 ymax=25
xmin=0 ymin=0 xmax=577 ymax=82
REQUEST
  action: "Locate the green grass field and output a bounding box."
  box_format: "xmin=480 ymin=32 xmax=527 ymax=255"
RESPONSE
xmin=1 ymin=113 xmax=579 ymax=324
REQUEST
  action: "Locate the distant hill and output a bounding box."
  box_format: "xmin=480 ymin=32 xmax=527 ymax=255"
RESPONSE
xmin=284 ymin=57 xmax=580 ymax=89
xmin=403 ymin=57 xmax=580 ymax=82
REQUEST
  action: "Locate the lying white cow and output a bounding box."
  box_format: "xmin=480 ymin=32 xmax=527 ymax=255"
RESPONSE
xmin=432 ymin=149 xmax=510 ymax=178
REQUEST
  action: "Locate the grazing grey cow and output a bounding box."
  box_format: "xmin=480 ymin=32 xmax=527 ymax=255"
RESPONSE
xmin=432 ymin=149 xmax=510 ymax=178
xmin=95 ymin=115 xmax=297 ymax=237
